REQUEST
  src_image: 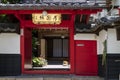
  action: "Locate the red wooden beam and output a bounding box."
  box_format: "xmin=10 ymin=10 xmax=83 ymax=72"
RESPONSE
xmin=0 ymin=9 xmax=102 ymax=14
xmin=17 ymin=10 xmax=74 ymax=14
xmin=15 ymin=14 xmax=22 ymax=22
xmin=17 ymin=9 xmax=102 ymax=14
xmin=0 ymin=10 xmax=17 ymax=14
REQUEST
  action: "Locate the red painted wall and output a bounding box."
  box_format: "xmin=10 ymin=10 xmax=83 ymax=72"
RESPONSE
xmin=75 ymin=40 xmax=98 ymax=76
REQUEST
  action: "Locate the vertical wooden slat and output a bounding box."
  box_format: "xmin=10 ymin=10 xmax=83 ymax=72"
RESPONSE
xmin=63 ymin=39 xmax=69 ymax=57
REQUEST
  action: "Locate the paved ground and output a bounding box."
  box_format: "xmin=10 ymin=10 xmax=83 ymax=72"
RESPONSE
xmin=0 ymin=75 xmax=104 ymax=80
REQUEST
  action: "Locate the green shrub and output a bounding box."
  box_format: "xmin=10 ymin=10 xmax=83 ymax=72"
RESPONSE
xmin=32 ymin=57 xmax=47 ymax=67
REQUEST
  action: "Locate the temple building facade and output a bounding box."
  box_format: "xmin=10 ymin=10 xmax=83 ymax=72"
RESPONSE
xmin=0 ymin=0 xmax=120 ymax=80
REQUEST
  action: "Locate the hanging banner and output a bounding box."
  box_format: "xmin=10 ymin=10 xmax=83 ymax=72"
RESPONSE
xmin=32 ymin=14 xmax=61 ymax=24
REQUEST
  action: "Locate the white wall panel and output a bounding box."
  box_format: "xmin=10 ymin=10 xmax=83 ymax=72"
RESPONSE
xmin=74 ymin=34 xmax=97 ymax=40
xmin=0 ymin=33 xmax=20 ymax=54
xmin=112 ymin=0 xmax=120 ymax=6
xmin=107 ymin=29 xmax=120 ymax=54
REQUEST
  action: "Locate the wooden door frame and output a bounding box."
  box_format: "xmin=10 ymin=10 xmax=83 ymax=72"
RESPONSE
xmin=20 ymin=14 xmax=75 ymax=74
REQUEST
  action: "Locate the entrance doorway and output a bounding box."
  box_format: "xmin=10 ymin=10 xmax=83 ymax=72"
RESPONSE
xmin=24 ymin=28 xmax=70 ymax=70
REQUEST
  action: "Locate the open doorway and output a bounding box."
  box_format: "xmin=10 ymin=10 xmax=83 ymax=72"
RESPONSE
xmin=29 ymin=28 xmax=70 ymax=70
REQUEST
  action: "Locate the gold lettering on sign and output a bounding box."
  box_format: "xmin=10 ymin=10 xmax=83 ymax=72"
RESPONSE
xmin=32 ymin=14 xmax=61 ymax=24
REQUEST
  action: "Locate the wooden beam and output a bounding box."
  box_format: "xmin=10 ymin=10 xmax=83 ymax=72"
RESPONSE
xmin=0 ymin=9 xmax=102 ymax=14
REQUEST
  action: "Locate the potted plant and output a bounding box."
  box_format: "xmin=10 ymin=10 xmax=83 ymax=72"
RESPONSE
xmin=32 ymin=57 xmax=47 ymax=67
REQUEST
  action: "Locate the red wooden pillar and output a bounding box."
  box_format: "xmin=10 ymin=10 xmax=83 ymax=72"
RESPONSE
xmin=24 ymin=28 xmax=32 ymax=68
xmin=70 ymin=14 xmax=75 ymax=73
xmin=15 ymin=14 xmax=25 ymax=74
xmin=21 ymin=28 xmax=32 ymax=74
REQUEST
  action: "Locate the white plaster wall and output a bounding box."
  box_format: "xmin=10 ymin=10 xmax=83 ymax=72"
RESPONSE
xmin=74 ymin=34 xmax=97 ymax=40
xmin=112 ymin=0 xmax=120 ymax=6
xmin=111 ymin=9 xmax=119 ymax=16
xmin=0 ymin=33 xmax=20 ymax=54
xmin=97 ymin=30 xmax=107 ymax=55
xmin=100 ymin=9 xmax=108 ymax=17
xmin=107 ymin=29 xmax=120 ymax=54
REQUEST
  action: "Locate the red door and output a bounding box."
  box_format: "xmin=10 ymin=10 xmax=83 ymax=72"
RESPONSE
xmin=75 ymin=40 xmax=98 ymax=76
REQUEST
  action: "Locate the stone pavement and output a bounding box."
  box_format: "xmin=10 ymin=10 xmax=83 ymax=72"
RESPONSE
xmin=0 ymin=75 xmax=104 ymax=80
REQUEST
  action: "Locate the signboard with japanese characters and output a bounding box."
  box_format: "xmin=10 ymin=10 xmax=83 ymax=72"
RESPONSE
xmin=32 ymin=14 xmax=61 ymax=24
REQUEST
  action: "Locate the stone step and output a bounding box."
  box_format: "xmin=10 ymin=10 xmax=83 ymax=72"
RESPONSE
xmin=0 ymin=77 xmax=104 ymax=80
